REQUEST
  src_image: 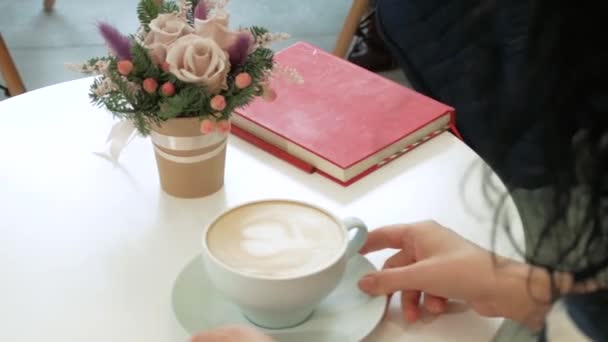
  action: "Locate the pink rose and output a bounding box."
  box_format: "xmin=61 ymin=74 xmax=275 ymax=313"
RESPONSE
xmin=165 ymin=34 xmax=229 ymax=93
xmin=194 ymin=9 xmax=240 ymax=50
xmin=148 ymin=43 xmax=167 ymax=65
xmin=144 ymin=13 xmax=193 ymax=46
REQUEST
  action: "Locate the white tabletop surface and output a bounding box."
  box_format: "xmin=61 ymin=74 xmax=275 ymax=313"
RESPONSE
xmin=0 ymin=78 xmax=524 ymax=341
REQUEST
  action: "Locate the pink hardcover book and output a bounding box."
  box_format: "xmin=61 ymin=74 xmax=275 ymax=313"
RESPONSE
xmin=233 ymin=42 xmax=460 ymax=186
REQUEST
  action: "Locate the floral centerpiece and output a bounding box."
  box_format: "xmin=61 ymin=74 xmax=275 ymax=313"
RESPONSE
xmin=70 ymin=0 xmax=299 ymax=198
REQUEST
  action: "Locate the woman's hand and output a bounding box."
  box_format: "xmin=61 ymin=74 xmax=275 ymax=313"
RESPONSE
xmin=358 ymin=221 xmax=553 ymax=330
xmin=191 ymin=326 xmax=273 ymax=342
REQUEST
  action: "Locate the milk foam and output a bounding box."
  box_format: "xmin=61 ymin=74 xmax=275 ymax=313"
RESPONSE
xmin=207 ymin=201 xmax=345 ymax=278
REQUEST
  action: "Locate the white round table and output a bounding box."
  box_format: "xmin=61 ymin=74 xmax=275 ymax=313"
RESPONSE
xmin=0 ymin=78 xmax=523 ymax=341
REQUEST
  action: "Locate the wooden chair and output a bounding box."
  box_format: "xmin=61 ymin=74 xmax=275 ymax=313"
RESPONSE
xmin=0 ymin=34 xmax=25 ymax=97
xmin=44 ymin=0 xmax=56 ymax=11
xmin=333 ymin=0 xmax=369 ymax=58
xmin=0 ymin=0 xmax=55 ymax=97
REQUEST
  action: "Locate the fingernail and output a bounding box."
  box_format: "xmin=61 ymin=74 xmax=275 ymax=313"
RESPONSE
xmin=429 ymin=302 xmax=443 ymax=313
xmin=358 ymin=276 xmax=377 ymax=293
xmin=405 ymin=309 xmax=418 ymax=323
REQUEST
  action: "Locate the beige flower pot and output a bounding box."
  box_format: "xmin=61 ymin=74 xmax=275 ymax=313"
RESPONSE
xmin=150 ymin=117 xmax=227 ymax=198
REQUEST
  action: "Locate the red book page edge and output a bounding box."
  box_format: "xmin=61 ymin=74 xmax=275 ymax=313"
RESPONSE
xmin=317 ymin=121 xmax=458 ymax=186
xmin=230 ymin=125 xmax=316 ymax=173
xmin=236 ymin=105 xmax=458 ymax=169
xmin=230 ymin=110 xmax=463 ymax=186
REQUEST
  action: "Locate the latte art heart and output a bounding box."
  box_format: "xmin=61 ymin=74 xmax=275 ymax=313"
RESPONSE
xmin=207 ymin=201 xmax=345 ymax=278
xmin=240 ymin=219 xmax=314 ymax=256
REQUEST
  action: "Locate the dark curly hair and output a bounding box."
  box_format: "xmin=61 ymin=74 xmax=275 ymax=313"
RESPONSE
xmin=488 ymin=0 xmax=608 ymax=288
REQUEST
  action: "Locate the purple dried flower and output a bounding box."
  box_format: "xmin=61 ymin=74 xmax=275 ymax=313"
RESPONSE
xmin=228 ymin=32 xmax=252 ymax=67
xmin=193 ymin=1 xmax=208 ymax=20
xmin=97 ymin=22 xmax=132 ymax=61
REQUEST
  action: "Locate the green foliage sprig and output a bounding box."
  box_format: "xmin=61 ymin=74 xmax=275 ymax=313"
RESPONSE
xmin=137 ymin=0 xmax=161 ymax=31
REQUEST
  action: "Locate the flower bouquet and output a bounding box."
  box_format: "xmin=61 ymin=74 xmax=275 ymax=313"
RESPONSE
xmin=71 ymin=0 xmax=299 ymax=198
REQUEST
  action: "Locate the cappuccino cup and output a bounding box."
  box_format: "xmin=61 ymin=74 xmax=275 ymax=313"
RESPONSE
xmin=202 ymin=199 xmax=368 ymax=329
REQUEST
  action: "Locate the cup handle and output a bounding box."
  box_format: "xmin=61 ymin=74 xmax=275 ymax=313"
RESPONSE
xmin=342 ymin=217 xmax=368 ymax=259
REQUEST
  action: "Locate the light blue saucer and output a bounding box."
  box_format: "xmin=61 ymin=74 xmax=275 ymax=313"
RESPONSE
xmin=172 ymin=254 xmax=387 ymax=342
